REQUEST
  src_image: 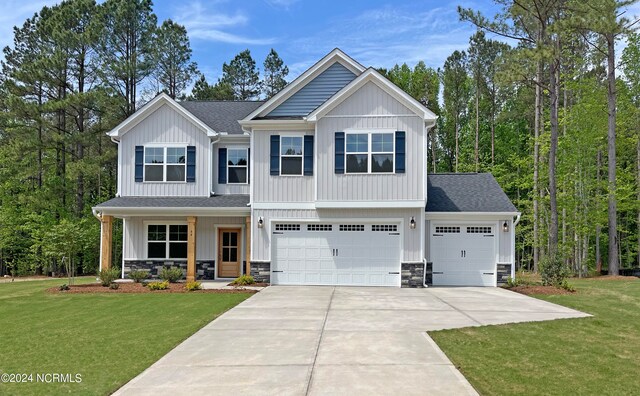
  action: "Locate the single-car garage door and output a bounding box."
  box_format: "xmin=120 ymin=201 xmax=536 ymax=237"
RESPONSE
xmin=431 ymin=224 xmax=496 ymax=286
xmin=272 ymin=222 xmax=401 ymax=286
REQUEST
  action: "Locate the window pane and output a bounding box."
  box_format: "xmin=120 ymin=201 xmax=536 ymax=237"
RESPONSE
xmin=228 ymin=149 xmax=247 ymax=166
xmin=281 ymin=157 xmax=302 ymax=175
xmin=145 ymin=165 xmax=163 ymax=181
xmin=230 ymin=247 xmax=237 ymax=262
xmin=228 ymin=167 xmax=247 ymax=183
xmin=223 ymin=232 xmax=229 ymax=246
xmin=148 ymin=242 xmax=166 ymax=258
xmin=223 ymin=248 xmax=230 ymax=262
xmin=372 ymin=133 xmax=393 ymax=152
xmin=145 ymin=147 xmax=164 ymax=164
xmin=169 ymin=225 xmax=188 ymax=241
xmin=346 ymin=154 xmax=368 ymax=173
xmin=372 ymin=154 xmax=394 ymax=173
xmin=230 ymin=232 xmax=237 ymax=246
xmin=148 ymin=225 xmax=166 ymax=241
xmin=166 ymin=165 xmax=185 ymax=181
xmin=169 ymin=242 xmax=187 ymax=259
xmin=346 ymin=134 xmax=368 ymax=153
xmin=167 ymin=147 xmax=185 ymax=164
xmin=281 ymin=136 xmax=303 ymax=155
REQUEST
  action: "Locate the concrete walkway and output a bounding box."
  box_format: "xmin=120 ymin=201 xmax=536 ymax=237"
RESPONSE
xmin=114 ymin=286 xmax=590 ymax=396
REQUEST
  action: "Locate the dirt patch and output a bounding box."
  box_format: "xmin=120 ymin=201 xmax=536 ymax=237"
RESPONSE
xmin=47 ymin=283 xmax=258 ymax=294
xmin=505 ymin=285 xmax=575 ymax=296
xmin=227 ymin=282 xmax=269 ymax=287
xmin=587 ymin=275 xmax=638 ymax=281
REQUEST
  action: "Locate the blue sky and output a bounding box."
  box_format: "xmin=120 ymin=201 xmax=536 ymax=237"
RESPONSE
xmin=0 ymin=0 xmax=503 ymax=81
xmin=1 ymin=0 xmax=639 ymax=83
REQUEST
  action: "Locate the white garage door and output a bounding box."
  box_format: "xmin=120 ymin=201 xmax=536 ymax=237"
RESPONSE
xmin=272 ymin=223 xmax=401 ymax=286
xmin=431 ymin=224 xmax=496 ymax=286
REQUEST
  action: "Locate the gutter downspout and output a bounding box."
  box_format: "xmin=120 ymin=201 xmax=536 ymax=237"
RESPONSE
xmin=110 ymin=137 xmax=121 ymax=197
xmin=513 ymin=213 xmax=521 ymax=227
xmin=423 ymin=258 xmax=429 ymax=288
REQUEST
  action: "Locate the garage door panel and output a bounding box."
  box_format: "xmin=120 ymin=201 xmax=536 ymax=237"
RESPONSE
xmin=431 ymin=224 xmax=496 ymax=287
xmin=272 ymin=223 xmax=400 ymax=286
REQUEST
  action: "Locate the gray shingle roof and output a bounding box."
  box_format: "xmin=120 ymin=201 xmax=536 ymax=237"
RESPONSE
xmin=177 ymin=101 xmax=264 ymax=135
xmin=95 ymin=195 xmax=250 ymax=209
xmin=426 ymin=173 xmax=517 ymax=213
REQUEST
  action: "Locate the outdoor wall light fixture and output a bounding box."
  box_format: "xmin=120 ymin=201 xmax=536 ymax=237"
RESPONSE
xmin=257 ymin=217 xmax=264 ymax=228
xmin=410 ymin=217 xmax=416 ymax=229
xmin=503 ymin=221 xmax=509 ymax=232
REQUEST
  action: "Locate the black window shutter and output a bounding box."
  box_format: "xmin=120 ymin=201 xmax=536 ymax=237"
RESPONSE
xmin=135 ymin=146 xmax=144 ymax=182
xmin=186 ymin=146 xmax=196 ymax=182
xmin=270 ymin=135 xmax=280 ymax=175
xmin=395 ymin=131 xmax=406 ymax=173
xmin=247 ymin=148 xmax=250 ymax=183
xmin=218 ymin=148 xmax=227 ymax=184
xmin=335 ymin=132 xmax=345 ymax=174
xmin=303 ymin=135 xmax=314 ymax=176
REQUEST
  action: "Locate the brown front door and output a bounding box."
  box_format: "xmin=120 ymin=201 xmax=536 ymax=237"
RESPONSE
xmin=218 ymin=229 xmax=240 ymax=278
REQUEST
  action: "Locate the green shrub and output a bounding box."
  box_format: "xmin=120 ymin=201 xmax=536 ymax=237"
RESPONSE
xmin=230 ymin=274 xmax=255 ymax=286
xmin=539 ymin=255 xmax=569 ymax=286
xmin=128 ymin=269 xmax=149 ymax=283
xmin=559 ymin=279 xmax=576 ymax=292
xmin=159 ymin=267 xmax=183 ymax=283
xmin=146 ymin=281 xmax=169 ymax=290
xmin=109 ymin=282 xmax=119 ymax=290
xmin=59 ymin=284 xmax=70 ymax=291
xmin=505 ymin=277 xmax=520 ymax=288
xmin=99 ymin=268 xmax=120 ymax=287
xmin=185 ymin=281 xmax=202 ymax=291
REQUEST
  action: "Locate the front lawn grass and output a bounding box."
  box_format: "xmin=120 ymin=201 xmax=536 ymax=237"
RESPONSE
xmin=430 ymin=278 xmax=640 ymax=395
xmin=0 ymin=278 xmax=252 ymax=395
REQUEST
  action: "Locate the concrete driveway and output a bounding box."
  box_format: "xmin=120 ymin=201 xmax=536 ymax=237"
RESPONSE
xmin=114 ymin=286 xmax=589 ymax=396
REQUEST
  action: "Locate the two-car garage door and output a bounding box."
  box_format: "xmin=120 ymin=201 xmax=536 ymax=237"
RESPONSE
xmin=272 ymin=222 xmax=401 ymax=286
xmin=430 ymin=224 xmax=497 ymax=286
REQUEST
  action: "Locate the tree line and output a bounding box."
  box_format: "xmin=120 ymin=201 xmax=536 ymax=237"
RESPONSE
xmin=381 ymin=0 xmax=640 ymax=275
xmin=1 ymin=0 xmax=638 ymax=277
xmin=0 ymin=0 xmax=288 ymax=276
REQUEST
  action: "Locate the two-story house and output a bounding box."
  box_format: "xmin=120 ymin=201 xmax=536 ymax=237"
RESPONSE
xmin=93 ymin=49 xmax=520 ymax=288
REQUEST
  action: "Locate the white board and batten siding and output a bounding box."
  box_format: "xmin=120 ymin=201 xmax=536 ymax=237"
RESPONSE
xmin=316 ymin=81 xmax=425 ymax=202
xmin=123 ymin=216 xmax=245 ymax=261
xmin=252 ymin=208 xmax=423 ymax=263
xmin=119 ymin=104 xmax=211 ymax=197
xmin=252 ymin=130 xmax=315 ymax=203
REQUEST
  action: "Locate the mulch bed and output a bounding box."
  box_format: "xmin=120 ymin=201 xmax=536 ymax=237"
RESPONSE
xmin=47 ymin=283 xmax=258 ymax=294
xmin=227 ymin=282 xmax=269 ymax=287
xmin=505 ymin=285 xmax=575 ymax=296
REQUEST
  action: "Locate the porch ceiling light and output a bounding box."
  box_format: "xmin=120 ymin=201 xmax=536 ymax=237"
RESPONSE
xmin=410 ymin=217 xmax=416 ymax=229
xmin=257 ymin=217 xmax=264 ymax=228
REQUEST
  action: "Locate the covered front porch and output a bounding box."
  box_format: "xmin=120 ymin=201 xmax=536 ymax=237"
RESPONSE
xmin=92 ymin=195 xmax=252 ymax=282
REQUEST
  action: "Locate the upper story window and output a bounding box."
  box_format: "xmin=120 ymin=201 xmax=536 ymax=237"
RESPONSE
xmin=280 ymin=136 xmax=303 ymax=175
xmin=144 ymin=146 xmax=186 ymax=182
xmin=345 ymin=132 xmax=394 ymax=174
xmin=227 ymin=148 xmax=248 ymax=184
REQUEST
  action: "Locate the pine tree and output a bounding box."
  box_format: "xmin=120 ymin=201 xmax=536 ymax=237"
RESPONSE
xmin=152 ymin=19 xmax=198 ymax=99
xmin=221 ymin=49 xmax=260 ymax=100
xmin=262 ymin=49 xmax=288 ymax=98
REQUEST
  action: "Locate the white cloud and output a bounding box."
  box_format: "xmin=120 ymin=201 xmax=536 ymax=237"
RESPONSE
xmin=264 ymin=0 xmax=299 ymax=10
xmin=173 ymin=1 xmax=276 ymax=45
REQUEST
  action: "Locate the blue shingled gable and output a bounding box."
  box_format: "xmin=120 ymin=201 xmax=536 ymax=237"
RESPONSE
xmin=267 ymin=62 xmax=357 ymax=117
